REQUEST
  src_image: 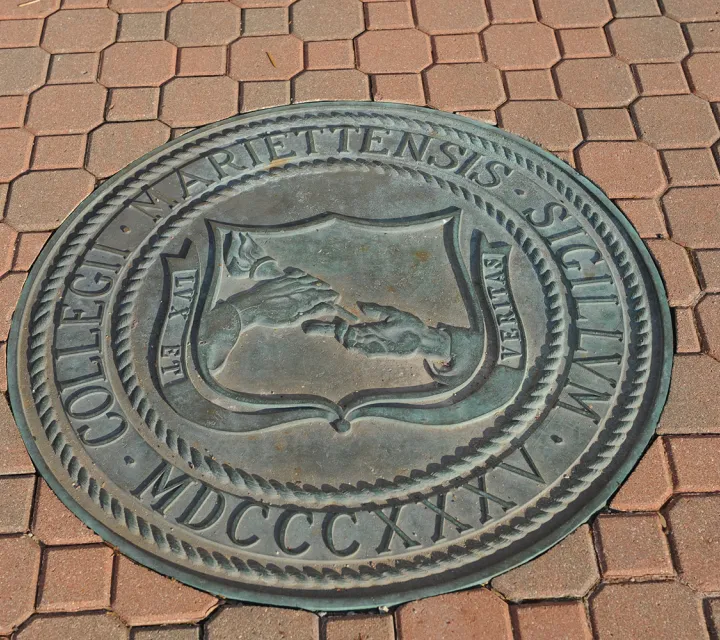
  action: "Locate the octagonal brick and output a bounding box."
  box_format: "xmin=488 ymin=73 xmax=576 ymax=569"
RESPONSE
xmin=87 ymin=121 xmax=171 ymax=178
xmin=686 ymin=53 xmax=720 ymax=102
xmin=555 ymin=57 xmax=637 ymax=107
xmin=110 ymin=0 xmax=180 ymax=11
xmin=577 ymin=141 xmax=666 ymax=198
xmin=0 ymin=394 xmax=34 ymax=474
xmin=658 ymin=354 xmax=720 ymax=434
xmin=425 ymin=63 xmax=505 ymax=111
xmin=160 ymin=76 xmax=239 ymax=127
xmin=113 ymin=556 xmax=217 ymax=626
xmin=483 ymin=23 xmax=560 ymax=70
xmin=325 ymin=615 xmax=394 ymax=640
xmin=607 ymin=17 xmax=688 ymax=64
xmin=32 ymin=480 xmax=101 ymax=545
xmin=0 ymin=226 xmax=16 ymax=278
xmin=101 ymin=41 xmax=177 ymax=87
xmin=396 ymin=588 xmax=511 ymax=639
xmin=26 ymin=84 xmax=106 ymax=135
xmin=42 ymin=8 xmax=118 ymax=54
xmin=663 ymin=0 xmax=720 ymax=22
xmin=357 ymin=29 xmax=432 ymax=74
xmin=611 ymin=438 xmax=673 ymax=511
xmin=632 ymin=95 xmax=720 ymax=149
xmin=233 ymin=0 xmax=294 ymax=5
xmin=294 ymin=69 xmax=369 ymax=101
xmin=492 ymin=525 xmax=599 ymax=600
xmin=229 ymin=35 xmax=303 ymax=81
xmin=6 ymin=170 xmax=95 ymax=231
xmin=16 ymin=613 xmax=128 ymax=640
xmin=0 ymin=275 xmax=25 ymax=342
xmin=697 ymin=295 xmax=720 ymax=361
xmin=0 ymin=47 xmax=49 ymax=95
xmin=666 ymin=494 xmax=720 ymax=592
xmin=646 ymin=239 xmax=700 ymax=307
xmin=514 ymin=602 xmax=592 ymax=640
xmin=0 ymin=129 xmax=33 ymax=182
xmin=590 ymin=581 xmax=706 ymax=640
xmin=664 ymin=186 xmax=720 ymax=249
xmin=167 ymin=2 xmax=241 ymax=47
xmin=0 ymin=0 xmax=58 ymax=19
xmin=0 ymin=536 xmax=41 ymax=635
xmin=291 ymin=0 xmax=364 ymax=42
xmin=414 ymin=0 xmax=489 ymax=35
xmin=536 ymin=0 xmax=612 ymax=27
xmin=206 ymin=605 xmax=318 ymax=640
xmin=500 ymin=101 xmax=581 ymax=151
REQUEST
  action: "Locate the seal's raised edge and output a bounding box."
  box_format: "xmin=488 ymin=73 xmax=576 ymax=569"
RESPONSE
xmin=6 ymin=101 xmax=674 ymax=611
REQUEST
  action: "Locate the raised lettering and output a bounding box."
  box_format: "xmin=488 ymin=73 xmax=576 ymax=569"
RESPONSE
xmin=322 ymin=512 xmax=360 ymax=557
xmin=226 ymin=500 xmax=268 ymax=547
xmin=558 ymin=380 xmax=612 ymax=423
xmin=275 ymin=510 xmax=313 ymax=556
xmin=556 ymin=244 xmax=602 ymax=271
xmin=461 ymin=476 xmax=517 ymax=524
xmin=422 ymin=493 xmax=472 ymax=543
xmin=176 ymin=484 xmax=226 ymax=531
xmin=360 ymin=126 xmax=389 ymax=155
xmin=60 ymin=301 xmax=105 ymax=325
xmin=69 ymin=272 xmax=112 ymax=298
xmin=54 ymin=327 xmax=101 ymax=359
xmin=131 ymin=462 xmax=194 ymax=515
xmin=522 ymin=202 xmax=568 ymax=228
xmin=264 ymin=132 xmax=296 ymax=161
xmin=129 ymin=187 xmax=175 ymax=221
xmin=77 ymin=412 xmax=127 ymax=447
xmin=393 ymin=132 xmax=431 ymax=161
xmin=472 ymin=159 xmax=512 ymax=188
xmin=574 ymin=354 xmax=622 ymax=388
xmin=207 ymin=149 xmax=245 ymax=177
xmin=428 ymin=141 xmax=462 ymax=170
xmin=65 ymin=385 xmax=113 ymax=420
xmin=497 ymin=445 xmax=545 ymax=484
xmin=374 ymin=505 xmax=420 ymax=553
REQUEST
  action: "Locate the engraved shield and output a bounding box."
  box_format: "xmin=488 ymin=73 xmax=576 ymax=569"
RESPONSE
xmin=157 ymin=208 xmax=527 ymax=432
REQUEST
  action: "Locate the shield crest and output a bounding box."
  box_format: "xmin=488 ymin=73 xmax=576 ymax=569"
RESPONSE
xmin=156 ymin=208 xmax=526 ymax=433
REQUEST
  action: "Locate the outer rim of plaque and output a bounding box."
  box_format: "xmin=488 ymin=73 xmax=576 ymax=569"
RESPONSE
xmin=7 ymin=101 xmax=674 ymax=611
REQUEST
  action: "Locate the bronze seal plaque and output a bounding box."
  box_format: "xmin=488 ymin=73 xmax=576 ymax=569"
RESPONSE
xmin=8 ymin=103 xmax=672 ymax=609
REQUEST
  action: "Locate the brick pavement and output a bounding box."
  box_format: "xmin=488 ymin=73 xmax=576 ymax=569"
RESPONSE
xmin=0 ymin=0 xmax=719 ymax=637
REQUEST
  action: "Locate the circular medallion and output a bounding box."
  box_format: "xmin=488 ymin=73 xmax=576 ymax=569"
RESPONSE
xmin=8 ymin=103 xmax=672 ymax=609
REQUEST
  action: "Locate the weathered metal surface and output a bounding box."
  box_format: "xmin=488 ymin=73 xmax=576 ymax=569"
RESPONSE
xmin=7 ymin=102 xmax=672 ymax=610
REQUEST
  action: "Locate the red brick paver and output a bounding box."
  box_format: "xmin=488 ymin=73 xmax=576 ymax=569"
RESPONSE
xmin=590 ymin=581 xmax=707 ymax=640
xmin=492 ymin=525 xmax=600 ymax=600
xmin=205 ymin=605 xmax=318 ymax=639
xmin=611 ymin=438 xmax=673 ymax=511
xmin=32 ymin=479 xmax=102 ymax=546
xmin=0 ymin=536 xmax=41 ymax=634
xmin=113 ymin=556 xmax=217 ymax=626
xmin=0 ymin=0 xmax=719 ymax=637
xmin=512 ymin=601 xmax=592 ymax=640
xmin=325 ymin=614 xmax=395 ymax=640
xmin=594 ymin=513 xmax=674 ymax=578
xmin=16 ymin=612 xmax=128 ymax=640
xmin=396 ymin=588 xmax=512 ymax=640
xmin=37 ymin=545 xmax=114 ymax=612
xmin=0 ymin=474 xmax=34 ymax=534
xmin=668 ymin=436 xmax=720 ymax=492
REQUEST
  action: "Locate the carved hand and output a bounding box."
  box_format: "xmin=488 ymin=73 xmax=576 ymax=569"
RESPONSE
xmin=224 ymin=231 xmax=268 ymax=278
xmin=303 ymin=302 xmax=451 ymax=360
xmin=233 ymin=267 xmax=339 ymax=329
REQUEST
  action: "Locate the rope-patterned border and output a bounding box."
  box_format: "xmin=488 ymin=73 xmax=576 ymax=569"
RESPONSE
xmin=112 ymin=157 xmax=573 ymax=508
xmin=23 ymin=109 xmax=652 ymax=587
